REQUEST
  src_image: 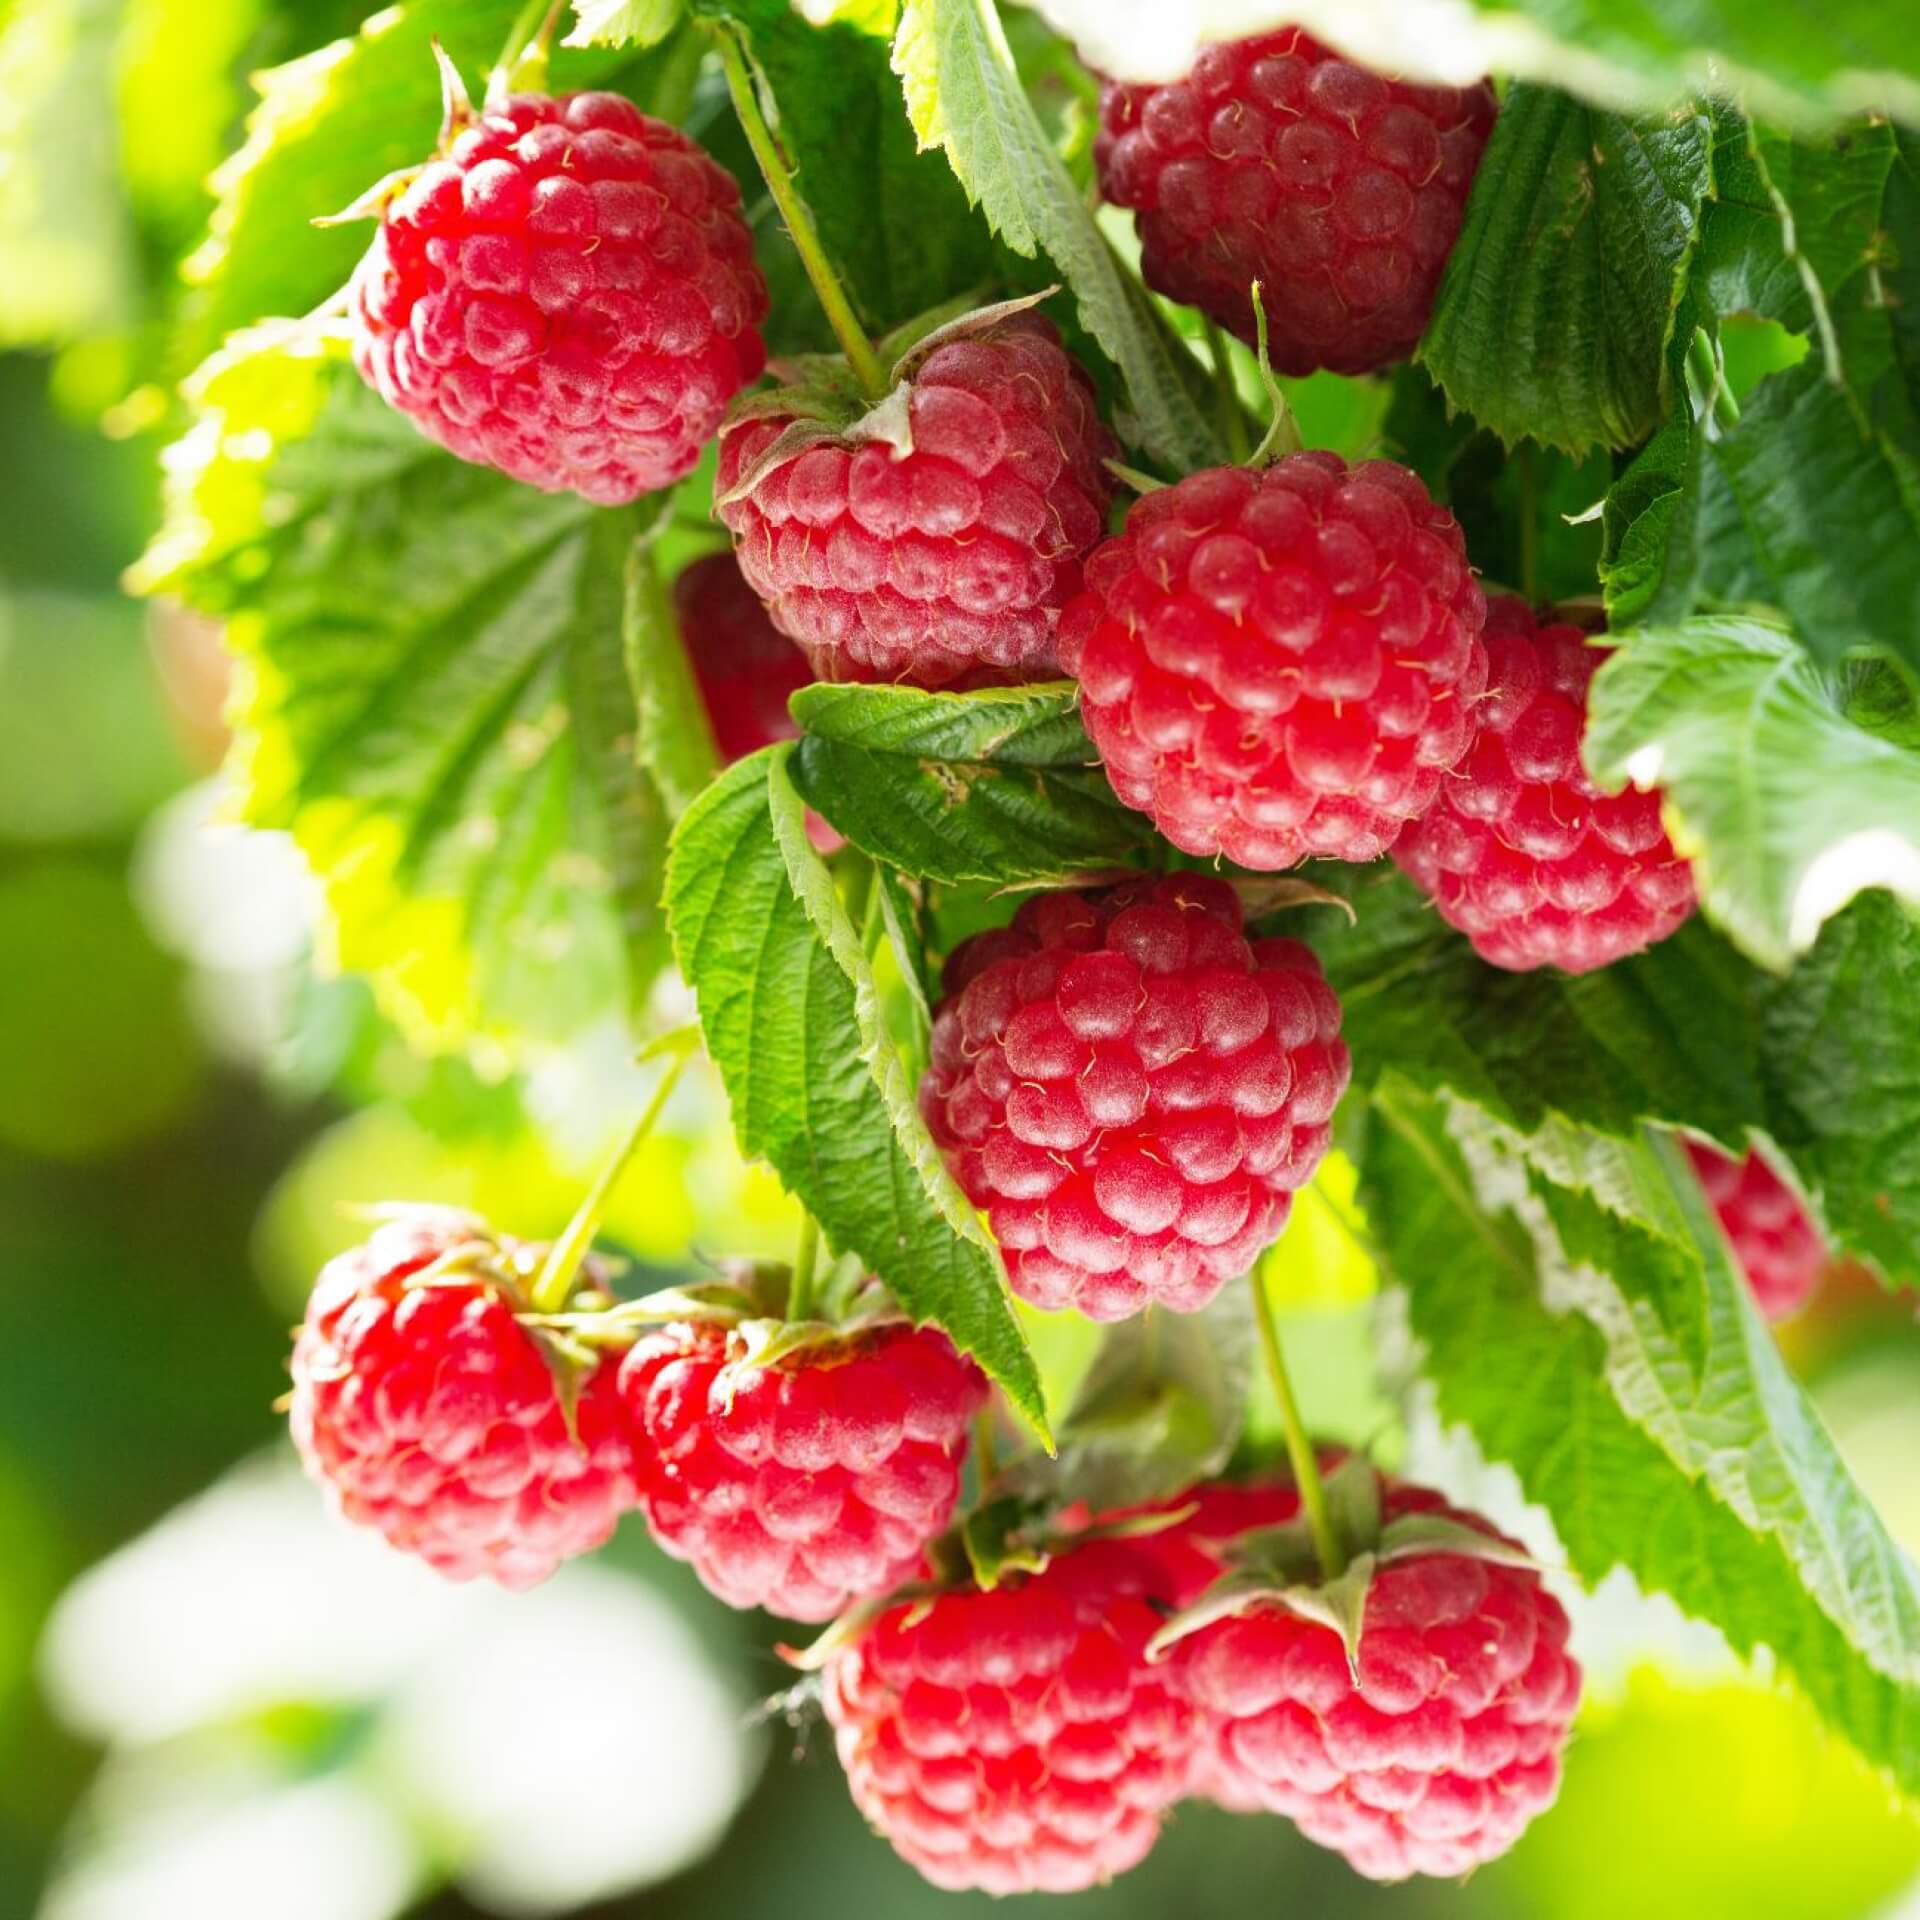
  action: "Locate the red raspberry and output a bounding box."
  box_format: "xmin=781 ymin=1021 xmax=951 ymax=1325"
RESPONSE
xmin=618 ymin=1317 xmax=985 ymax=1621
xmin=1169 ymin=1481 xmax=1581 ymax=1880
xmin=1686 ymin=1140 xmax=1826 ymax=1320
xmin=921 ymin=875 xmax=1351 ymax=1321
xmin=1095 ymin=30 xmax=1495 ymax=376
xmin=822 ymin=1537 xmax=1192 ymax=1894
xmin=350 ymin=88 xmax=767 ymax=505
xmin=288 ymin=1209 xmax=635 ymax=1589
xmin=714 ymin=311 xmax=1118 ymax=689
xmin=1393 ymin=597 xmax=1697 ymax=972
xmin=1059 ymin=454 xmax=1488 ymax=869
xmin=675 ymin=550 xmax=812 ymax=762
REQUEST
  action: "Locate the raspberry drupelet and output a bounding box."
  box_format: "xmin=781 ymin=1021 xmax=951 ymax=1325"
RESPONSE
xmin=921 ymin=875 xmax=1351 ymax=1322
xmin=288 ymin=1208 xmax=635 ymax=1589
xmin=1393 ymin=597 xmax=1697 ymax=973
xmin=1095 ymin=29 xmax=1496 ymax=375
xmin=1059 ymin=454 xmax=1488 ymax=870
xmin=715 ymin=311 xmax=1118 ymax=689
xmin=618 ymin=1316 xmax=985 ymax=1621
xmin=1686 ymin=1139 xmax=1826 ymax=1320
xmin=349 ymin=87 xmax=767 ymax=504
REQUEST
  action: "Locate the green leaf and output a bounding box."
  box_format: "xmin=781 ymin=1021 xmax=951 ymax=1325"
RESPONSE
xmin=1369 ymin=1085 xmax=1920 ymax=1797
xmin=665 ymin=747 xmax=1048 ymax=1436
xmin=891 ymin=0 xmax=1220 ymax=472
xmin=564 ymin=0 xmax=687 ymax=48
xmin=130 ymin=332 xmax=668 ymax=1055
xmin=787 ymin=682 xmax=1143 ymax=884
xmin=1419 ymin=87 xmax=1713 ymax=456
xmin=1587 ymin=615 xmax=1920 ymax=969
xmin=623 ymin=526 xmax=721 ymax=818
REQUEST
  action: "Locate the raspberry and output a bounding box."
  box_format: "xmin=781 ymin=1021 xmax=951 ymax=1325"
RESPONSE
xmin=1686 ymin=1139 xmax=1826 ymax=1320
xmin=921 ymin=874 xmax=1351 ymax=1321
xmin=1095 ymin=30 xmax=1495 ymax=376
xmin=1393 ymin=597 xmax=1697 ymax=972
xmin=1058 ymin=454 xmax=1488 ymax=869
xmin=821 ymin=1537 xmax=1192 ymax=1894
xmin=675 ymin=550 xmax=812 ymax=762
xmin=1169 ymin=1480 xmax=1581 ymax=1880
xmin=715 ymin=311 xmax=1118 ymax=689
xmin=288 ymin=1208 xmax=635 ymax=1589
xmin=349 ymin=87 xmax=767 ymax=505
xmin=618 ymin=1317 xmax=985 ymax=1621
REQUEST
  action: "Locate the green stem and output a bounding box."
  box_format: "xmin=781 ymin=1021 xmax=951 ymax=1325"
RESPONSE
xmin=492 ymin=0 xmax=566 ymax=98
xmin=1248 ymin=1269 xmax=1345 ymax=1579
xmin=788 ymin=1213 xmax=821 ymax=1324
xmin=974 ymin=1404 xmax=1000 ymax=1490
xmin=1688 ymin=328 xmax=1741 ymax=433
xmin=1203 ymin=319 xmax=1251 ymax=465
xmin=1517 ymin=444 xmax=1540 ymax=603
xmin=710 ymin=23 xmax=889 ymax=401
xmin=1246 ymin=282 xmax=1304 ymax=467
xmin=530 ymin=1050 xmax=692 ymax=1313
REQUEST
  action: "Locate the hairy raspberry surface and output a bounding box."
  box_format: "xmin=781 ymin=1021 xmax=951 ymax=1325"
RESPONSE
xmin=675 ymin=550 xmax=812 ymax=761
xmin=922 ymin=875 xmax=1351 ymax=1321
xmin=822 ymin=1538 xmax=1192 ymax=1894
xmin=350 ymin=90 xmax=767 ymax=504
xmin=618 ymin=1318 xmax=985 ymax=1621
xmin=1096 ymin=30 xmax=1495 ymax=375
xmin=1393 ymin=597 xmax=1697 ymax=972
xmin=714 ymin=313 xmax=1119 ymax=689
xmin=1171 ymin=1482 xmax=1581 ymax=1880
xmin=289 ymin=1209 xmax=635 ymax=1589
xmin=1059 ymin=455 xmax=1488 ymax=870
xmin=1686 ymin=1140 xmax=1825 ymax=1320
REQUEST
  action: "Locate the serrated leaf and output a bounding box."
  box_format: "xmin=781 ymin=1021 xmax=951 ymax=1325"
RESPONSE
xmin=1587 ymin=615 xmax=1920 ymax=969
xmin=787 ymin=682 xmax=1144 ymax=884
xmin=891 ymin=0 xmax=1220 ymax=472
xmin=130 ymin=332 xmax=667 ymax=1055
xmin=565 ymin=0 xmax=686 ymax=48
xmin=1420 ymin=87 xmax=1713 ymax=456
xmin=1369 ymin=1084 xmax=1920 ymax=1797
xmin=665 ymin=748 xmax=1047 ymax=1436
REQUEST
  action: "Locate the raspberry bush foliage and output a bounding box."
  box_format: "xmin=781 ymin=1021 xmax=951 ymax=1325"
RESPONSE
xmin=132 ymin=0 xmax=1920 ymax=1895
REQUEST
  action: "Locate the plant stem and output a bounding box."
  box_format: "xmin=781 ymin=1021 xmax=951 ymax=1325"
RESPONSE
xmin=1517 ymin=443 xmax=1540 ymax=603
xmin=492 ymin=0 xmax=566 ymax=99
xmin=1688 ymin=328 xmax=1741 ymax=433
xmin=788 ymin=1212 xmax=821 ymax=1323
xmin=1203 ymin=319 xmax=1251 ymax=465
xmin=974 ymin=1404 xmax=1000 ymax=1490
xmin=1247 ymin=1268 xmax=1345 ymax=1579
xmin=1246 ymin=282 xmax=1304 ymax=466
xmin=530 ymin=1049 xmax=692 ymax=1313
xmin=709 ymin=22 xmax=889 ymax=401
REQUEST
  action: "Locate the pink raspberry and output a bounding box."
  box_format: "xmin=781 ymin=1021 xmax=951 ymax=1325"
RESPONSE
xmin=921 ymin=875 xmax=1351 ymax=1321
xmin=675 ymin=550 xmax=812 ymax=762
xmin=1394 ymin=597 xmax=1697 ymax=972
xmin=1168 ymin=1480 xmax=1581 ymax=1880
xmin=1095 ymin=30 xmax=1495 ymax=375
xmin=822 ymin=1537 xmax=1193 ymax=1894
xmin=1059 ymin=456 xmax=1488 ymax=869
xmin=618 ymin=1317 xmax=985 ymax=1621
xmin=714 ymin=311 xmax=1118 ymax=689
xmin=288 ymin=1209 xmax=635 ymax=1589
xmin=1686 ymin=1140 xmax=1826 ymax=1320
xmin=349 ymin=87 xmax=767 ymax=504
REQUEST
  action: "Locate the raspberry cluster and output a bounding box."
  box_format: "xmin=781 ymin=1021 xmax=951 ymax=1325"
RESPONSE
xmin=1393 ymin=598 xmax=1697 ymax=972
xmin=715 ymin=312 xmax=1118 ymax=689
xmin=288 ymin=1209 xmax=635 ymax=1589
xmin=1686 ymin=1139 xmax=1826 ymax=1320
xmin=1059 ymin=454 xmax=1488 ymax=870
xmin=1096 ymin=29 xmax=1496 ymax=375
xmin=350 ymin=88 xmax=767 ymax=504
xmin=619 ymin=1317 xmax=986 ymax=1620
xmin=922 ymin=875 xmax=1351 ymax=1321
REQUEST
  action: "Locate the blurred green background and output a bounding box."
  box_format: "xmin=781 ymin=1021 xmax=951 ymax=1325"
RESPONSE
xmin=3 ymin=2 xmax=1920 ymax=1916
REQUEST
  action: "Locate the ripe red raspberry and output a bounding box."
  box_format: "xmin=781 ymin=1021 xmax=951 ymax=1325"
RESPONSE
xmin=288 ymin=1209 xmax=635 ymax=1589
xmin=714 ymin=311 xmax=1118 ymax=689
xmin=821 ymin=1537 xmax=1193 ymax=1894
xmin=674 ymin=550 xmax=812 ymax=762
xmin=1169 ymin=1481 xmax=1581 ymax=1880
xmin=349 ymin=87 xmax=767 ymax=505
xmin=1393 ymin=597 xmax=1697 ymax=972
xmin=1686 ymin=1140 xmax=1825 ymax=1320
xmin=1095 ymin=30 xmax=1495 ymax=376
xmin=1059 ymin=455 xmax=1488 ymax=869
xmin=922 ymin=874 xmax=1351 ymax=1321
xmin=618 ymin=1317 xmax=985 ymax=1621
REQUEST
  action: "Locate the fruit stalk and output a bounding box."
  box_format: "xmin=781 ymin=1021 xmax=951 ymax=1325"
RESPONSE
xmin=788 ymin=1211 xmax=821 ymax=1322
xmin=1247 ymin=1267 xmax=1345 ymax=1579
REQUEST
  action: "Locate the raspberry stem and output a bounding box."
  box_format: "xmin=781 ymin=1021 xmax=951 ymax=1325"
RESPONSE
xmin=1246 ymin=282 xmax=1305 ymax=467
xmin=788 ymin=1212 xmax=821 ymax=1322
xmin=530 ymin=1039 xmax=695 ymax=1313
xmin=1687 ymin=327 xmax=1742 ymax=434
xmin=1248 ymin=1268 xmax=1346 ymax=1579
xmin=492 ymin=0 xmax=567 ymax=101
xmin=710 ymin=23 xmax=891 ymax=401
